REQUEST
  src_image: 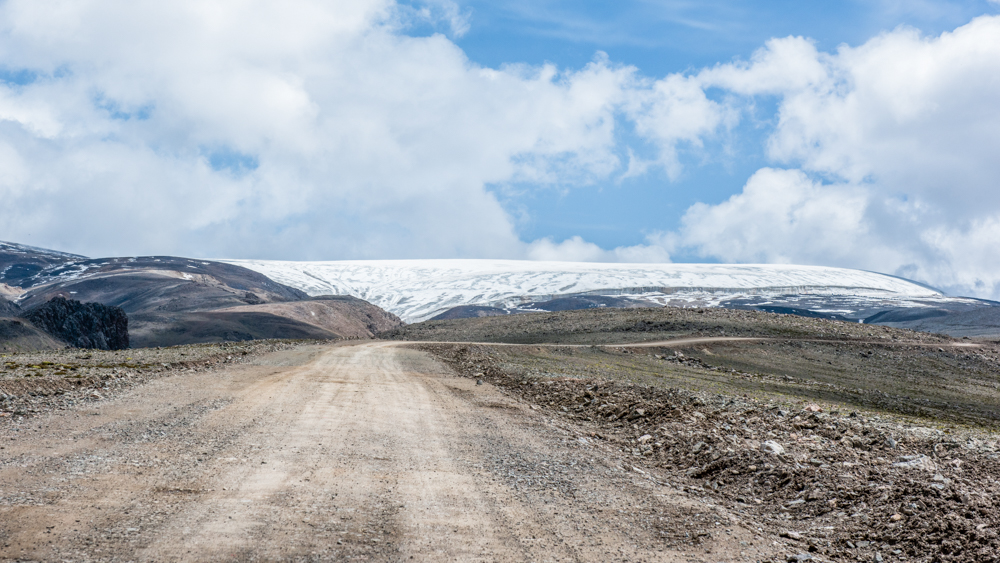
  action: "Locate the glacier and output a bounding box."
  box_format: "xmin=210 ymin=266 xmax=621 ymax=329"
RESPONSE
xmin=219 ymin=259 xmax=963 ymax=323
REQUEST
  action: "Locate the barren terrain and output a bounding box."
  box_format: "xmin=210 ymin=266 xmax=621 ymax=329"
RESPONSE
xmin=423 ymin=341 xmax=1000 ymax=562
xmin=1 ymin=339 xmax=778 ymax=562
xmin=1 ymin=307 xmax=999 ymax=562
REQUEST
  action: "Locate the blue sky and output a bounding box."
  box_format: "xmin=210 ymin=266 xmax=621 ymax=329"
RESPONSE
xmin=438 ymin=0 xmax=1000 ymax=259
xmin=1 ymin=0 xmax=1000 ymax=297
xmin=451 ymin=0 xmax=997 ymax=72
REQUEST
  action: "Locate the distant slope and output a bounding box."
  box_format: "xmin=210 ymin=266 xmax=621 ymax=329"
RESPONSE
xmin=382 ymin=303 xmax=920 ymax=345
xmin=9 ymin=254 xmax=320 ymax=348
xmin=429 ymin=295 xmax=654 ymax=320
xmin=222 ymin=259 xmax=951 ymax=323
xmin=424 ymin=295 xmax=1000 ymax=338
xmin=127 ymin=311 xmax=341 ymax=348
xmin=16 ymin=256 xmax=308 ymax=312
xmin=129 ymin=296 xmax=404 ymax=348
xmin=0 ymin=295 xmax=19 ymax=318
xmin=0 ymin=242 xmax=403 ymax=349
xmin=873 ymin=305 xmax=1000 ymax=338
xmin=0 ymin=241 xmax=84 ymax=289
xmin=215 ymin=296 xmax=403 ymax=338
xmin=0 ymin=318 xmax=64 ymax=352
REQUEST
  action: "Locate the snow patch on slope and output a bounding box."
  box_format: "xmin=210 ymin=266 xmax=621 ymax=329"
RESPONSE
xmin=220 ymin=260 xmax=944 ymax=323
xmin=0 ymin=241 xmax=87 ymax=260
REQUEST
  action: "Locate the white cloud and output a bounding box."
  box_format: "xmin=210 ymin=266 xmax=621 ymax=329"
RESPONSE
xmin=918 ymin=218 xmax=1000 ymax=298
xmin=623 ymin=72 xmax=728 ymax=178
xmin=399 ymin=0 xmax=472 ymax=37
xmin=526 ymin=236 xmax=610 ymax=261
xmin=3 ymin=1 xmax=1000 ymax=301
xmin=679 ymin=169 xmax=874 ymax=265
xmin=526 ymin=235 xmax=672 ymax=263
xmin=678 ymin=16 xmax=1000 ymax=298
xmin=0 ymin=0 xmax=726 ymax=260
xmin=676 ymin=167 xmax=1000 ymax=299
xmin=699 ymin=36 xmax=829 ymax=95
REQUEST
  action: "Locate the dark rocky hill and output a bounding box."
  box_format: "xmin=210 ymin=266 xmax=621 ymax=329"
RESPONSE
xmin=4 ymin=291 xmax=124 ymax=351
xmin=22 ymin=297 xmax=129 ymax=350
xmin=0 ymin=241 xmax=404 ymax=349
xmin=16 ymin=256 xmax=308 ymax=312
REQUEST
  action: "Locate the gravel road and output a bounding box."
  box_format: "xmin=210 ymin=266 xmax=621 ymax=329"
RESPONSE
xmin=0 ymin=342 xmax=774 ymax=562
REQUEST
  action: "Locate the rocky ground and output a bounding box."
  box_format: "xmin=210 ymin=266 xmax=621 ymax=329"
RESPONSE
xmin=2 ymin=306 xmax=999 ymax=562
xmin=423 ymin=342 xmax=1000 ymax=562
xmin=399 ymin=304 xmax=1000 ymax=563
xmin=0 ymin=340 xmax=306 ymax=419
xmin=391 ymin=307 xmax=1000 ymax=427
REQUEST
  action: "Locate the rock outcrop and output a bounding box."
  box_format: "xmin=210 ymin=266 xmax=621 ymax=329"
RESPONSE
xmin=22 ymin=297 xmax=129 ymax=350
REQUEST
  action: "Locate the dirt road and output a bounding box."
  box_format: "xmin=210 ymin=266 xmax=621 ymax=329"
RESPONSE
xmin=0 ymin=342 xmax=777 ymax=562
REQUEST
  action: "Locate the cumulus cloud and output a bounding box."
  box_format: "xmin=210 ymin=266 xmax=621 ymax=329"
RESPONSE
xmin=526 ymin=235 xmax=671 ymax=263
xmin=0 ymin=0 xmax=729 ymax=261
xmin=622 ymin=73 xmax=728 ymax=179
xmin=2 ymin=2 xmax=1000 ymax=299
xmin=679 ymin=169 xmax=874 ymax=265
xmin=679 ymin=16 xmax=1000 ymax=298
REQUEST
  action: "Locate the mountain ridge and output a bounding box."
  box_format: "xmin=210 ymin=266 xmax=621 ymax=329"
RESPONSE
xmin=0 ymin=242 xmax=405 ymax=348
xmin=222 ymin=258 xmax=959 ymax=322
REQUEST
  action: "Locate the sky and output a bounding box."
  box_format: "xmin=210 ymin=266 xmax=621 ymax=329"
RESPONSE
xmin=1 ymin=0 xmax=1000 ymax=299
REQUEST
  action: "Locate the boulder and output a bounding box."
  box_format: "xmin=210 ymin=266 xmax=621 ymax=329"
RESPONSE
xmin=761 ymin=440 xmax=785 ymax=455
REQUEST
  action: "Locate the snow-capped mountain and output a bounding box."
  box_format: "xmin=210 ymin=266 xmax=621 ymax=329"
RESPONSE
xmin=219 ymin=259 xmax=960 ymax=323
